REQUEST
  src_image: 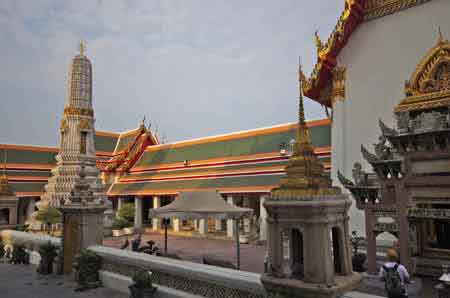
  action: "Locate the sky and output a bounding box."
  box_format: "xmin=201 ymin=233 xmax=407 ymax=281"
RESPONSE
xmin=0 ymin=0 xmax=343 ymax=146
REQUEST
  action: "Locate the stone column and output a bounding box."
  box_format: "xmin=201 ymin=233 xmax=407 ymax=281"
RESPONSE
xmin=152 ymin=196 xmax=160 ymax=231
xmin=243 ymin=197 xmax=251 ymax=234
xmin=117 ymin=197 xmax=125 ymax=218
xmin=26 ymin=198 xmax=36 ymax=221
xmin=226 ymin=196 xmax=236 ymax=237
xmin=134 ymin=197 xmax=143 ymax=229
xmin=365 ymin=209 xmax=377 ymax=274
xmin=259 ymin=195 xmax=268 ymax=241
xmin=215 ymin=219 xmax=223 ymax=231
xmin=9 ymin=206 xmax=18 ymax=225
xmin=173 ymin=218 xmax=180 ymax=232
xmin=199 ymin=219 xmax=208 ymax=235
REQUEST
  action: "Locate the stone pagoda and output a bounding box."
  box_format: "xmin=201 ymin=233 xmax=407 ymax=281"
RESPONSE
xmin=261 ymin=64 xmax=360 ymax=298
xmin=339 ymin=32 xmax=450 ymax=277
xmin=40 ymin=42 xmax=105 ymax=208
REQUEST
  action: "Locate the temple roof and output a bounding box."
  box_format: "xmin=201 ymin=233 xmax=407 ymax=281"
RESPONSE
xmin=108 ymin=120 xmax=331 ymax=196
xmin=302 ymin=0 xmax=435 ymax=106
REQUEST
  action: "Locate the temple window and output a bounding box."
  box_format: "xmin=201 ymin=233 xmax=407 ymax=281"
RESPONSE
xmin=331 ymin=227 xmax=342 ymax=274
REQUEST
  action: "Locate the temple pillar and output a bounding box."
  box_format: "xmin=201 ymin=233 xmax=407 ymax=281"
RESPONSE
xmin=9 ymin=206 xmax=17 ymax=225
xmin=199 ymin=218 xmax=208 ymax=235
xmin=259 ymin=195 xmax=268 ymax=241
xmin=152 ymin=196 xmax=160 ymax=231
xmin=215 ymin=219 xmax=223 ymax=231
xmin=134 ymin=197 xmax=143 ymax=229
xmin=226 ymin=195 xmax=236 ymax=237
xmin=26 ymin=198 xmax=36 ymax=221
xmin=173 ymin=218 xmax=180 ymax=232
xmin=243 ymin=197 xmax=251 ymax=234
xmin=117 ymin=197 xmax=125 ymax=218
xmin=365 ymin=209 xmax=377 ymax=274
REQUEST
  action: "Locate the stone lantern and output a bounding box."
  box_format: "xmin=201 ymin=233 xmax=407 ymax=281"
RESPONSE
xmin=58 ymin=166 xmax=107 ymax=274
xmin=260 ymin=65 xmax=361 ymax=298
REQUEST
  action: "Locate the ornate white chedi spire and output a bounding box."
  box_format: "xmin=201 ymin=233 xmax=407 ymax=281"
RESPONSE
xmin=40 ymin=41 xmax=105 ymax=207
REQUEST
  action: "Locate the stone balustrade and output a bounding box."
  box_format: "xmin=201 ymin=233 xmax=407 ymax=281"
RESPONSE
xmin=0 ymin=230 xmax=61 ymax=265
xmin=88 ymin=245 xmax=266 ymax=298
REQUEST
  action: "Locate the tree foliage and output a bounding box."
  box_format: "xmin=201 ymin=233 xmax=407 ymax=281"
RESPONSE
xmin=118 ymin=203 xmax=135 ymax=223
xmin=35 ymin=207 xmax=62 ymax=225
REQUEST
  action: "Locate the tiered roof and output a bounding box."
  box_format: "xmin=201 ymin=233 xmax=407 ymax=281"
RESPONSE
xmin=108 ymin=119 xmax=331 ymax=196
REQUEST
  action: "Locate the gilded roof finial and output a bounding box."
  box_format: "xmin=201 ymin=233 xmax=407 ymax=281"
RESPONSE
xmin=314 ymin=30 xmax=324 ymax=55
xmin=437 ymin=26 xmax=448 ymax=44
xmin=79 ymin=40 xmax=85 ymax=55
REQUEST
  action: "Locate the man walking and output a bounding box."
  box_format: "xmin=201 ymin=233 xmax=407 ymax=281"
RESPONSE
xmin=379 ymin=249 xmax=410 ymax=298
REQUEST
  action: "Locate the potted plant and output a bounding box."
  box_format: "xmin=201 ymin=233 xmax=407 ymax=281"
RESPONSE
xmin=74 ymin=249 xmax=102 ymax=290
xmin=37 ymin=241 xmax=58 ymax=274
xmin=129 ymin=269 xmax=157 ymax=298
xmin=10 ymin=243 xmax=29 ymax=265
xmin=112 ymin=217 xmax=129 ymax=237
xmin=350 ymin=231 xmax=366 ymax=272
xmin=35 ymin=207 xmax=61 ymax=235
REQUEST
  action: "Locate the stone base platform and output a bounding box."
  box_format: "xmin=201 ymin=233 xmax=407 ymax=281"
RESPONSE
xmin=260 ymin=273 xmax=362 ymax=298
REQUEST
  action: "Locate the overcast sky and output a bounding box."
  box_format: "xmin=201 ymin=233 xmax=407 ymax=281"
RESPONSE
xmin=0 ymin=0 xmax=342 ymax=146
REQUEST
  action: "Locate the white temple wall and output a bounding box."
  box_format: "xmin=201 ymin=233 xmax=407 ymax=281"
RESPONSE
xmin=333 ymin=0 xmax=450 ymax=235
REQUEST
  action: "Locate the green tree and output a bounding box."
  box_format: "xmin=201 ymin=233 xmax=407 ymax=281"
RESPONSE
xmin=35 ymin=207 xmax=62 ymax=234
xmin=118 ymin=203 xmax=135 ymax=223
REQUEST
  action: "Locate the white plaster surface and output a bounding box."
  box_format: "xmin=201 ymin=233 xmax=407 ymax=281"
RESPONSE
xmin=333 ymin=0 xmax=450 ymax=235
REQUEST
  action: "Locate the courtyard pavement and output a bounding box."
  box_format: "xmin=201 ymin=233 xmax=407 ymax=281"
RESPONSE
xmin=0 ymin=263 xmax=126 ymax=298
xmin=103 ymin=232 xmax=266 ymax=273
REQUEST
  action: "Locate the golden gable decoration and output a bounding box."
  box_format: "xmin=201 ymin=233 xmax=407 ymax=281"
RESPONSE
xmin=396 ymin=30 xmax=450 ymax=112
xmin=364 ymin=0 xmax=433 ymax=21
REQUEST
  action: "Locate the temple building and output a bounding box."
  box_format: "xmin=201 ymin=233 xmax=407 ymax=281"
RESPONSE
xmin=301 ymin=0 xmax=450 ymax=235
xmin=0 ymin=44 xmax=332 ymax=239
xmin=338 ymin=32 xmax=450 ymax=277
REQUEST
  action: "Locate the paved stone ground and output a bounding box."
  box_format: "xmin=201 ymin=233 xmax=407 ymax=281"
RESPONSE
xmin=0 ymin=263 xmax=127 ymax=298
xmin=103 ymin=232 xmax=266 ymax=273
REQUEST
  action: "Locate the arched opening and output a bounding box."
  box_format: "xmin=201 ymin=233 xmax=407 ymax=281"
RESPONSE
xmin=290 ymin=228 xmax=304 ymax=279
xmin=0 ymin=208 xmax=9 ymax=225
xmin=331 ymin=227 xmax=342 ymax=274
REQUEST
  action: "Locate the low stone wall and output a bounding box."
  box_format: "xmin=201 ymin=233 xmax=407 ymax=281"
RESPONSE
xmin=0 ymin=230 xmax=61 ymax=265
xmin=88 ymin=245 xmax=266 ymax=298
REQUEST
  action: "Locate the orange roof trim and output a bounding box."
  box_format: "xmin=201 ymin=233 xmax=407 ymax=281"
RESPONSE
xmin=145 ymin=119 xmax=330 ymax=152
xmin=302 ymin=0 xmax=365 ymax=106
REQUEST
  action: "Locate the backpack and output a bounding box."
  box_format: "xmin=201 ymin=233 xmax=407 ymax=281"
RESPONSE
xmin=383 ymin=264 xmax=404 ymax=297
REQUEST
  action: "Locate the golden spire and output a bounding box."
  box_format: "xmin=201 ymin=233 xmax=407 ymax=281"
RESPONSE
xmin=79 ymin=40 xmax=85 ymax=55
xmin=437 ymin=26 xmax=448 ymax=44
xmin=271 ymin=59 xmax=340 ymax=197
xmin=0 ymin=150 xmax=13 ymax=196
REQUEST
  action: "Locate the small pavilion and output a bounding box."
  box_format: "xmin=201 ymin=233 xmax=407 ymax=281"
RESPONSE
xmin=149 ymin=190 xmax=253 ymax=269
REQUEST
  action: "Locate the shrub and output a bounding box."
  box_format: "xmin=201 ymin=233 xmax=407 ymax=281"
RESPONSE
xmin=75 ymin=249 xmax=102 ymax=289
xmin=132 ymin=269 xmax=154 ymax=289
xmin=35 ymin=207 xmax=62 ymax=234
xmin=112 ymin=217 xmax=132 ymax=230
xmin=37 ymin=241 xmax=58 ymax=275
xmin=118 ymin=203 xmax=135 ymax=223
